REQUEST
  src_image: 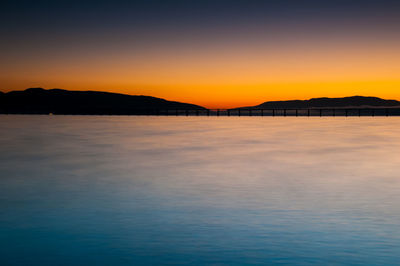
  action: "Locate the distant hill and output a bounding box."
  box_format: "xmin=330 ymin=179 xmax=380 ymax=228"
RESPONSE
xmin=235 ymin=96 xmax=400 ymax=109
xmin=0 ymin=88 xmax=206 ymax=114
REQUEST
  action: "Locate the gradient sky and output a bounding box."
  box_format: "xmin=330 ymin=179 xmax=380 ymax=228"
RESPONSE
xmin=1 ymin=0 xmax=400 ymax=108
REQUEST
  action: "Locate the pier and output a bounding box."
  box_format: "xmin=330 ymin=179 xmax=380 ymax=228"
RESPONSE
xmin=142 ymin=108 xmax=400 ymax=116
xmin=3 ymin=108 xmax=400 ymax=116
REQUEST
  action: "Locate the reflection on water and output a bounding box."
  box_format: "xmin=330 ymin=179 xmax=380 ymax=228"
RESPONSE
xmin=1 ymin=115 xmax=400 ymax=265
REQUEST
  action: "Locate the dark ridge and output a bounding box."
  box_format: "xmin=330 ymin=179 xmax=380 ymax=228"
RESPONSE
xmin=0 ymin=88 xmax=206 ymax=115
xmin=234 ymin=96 xmax=400 ymax=109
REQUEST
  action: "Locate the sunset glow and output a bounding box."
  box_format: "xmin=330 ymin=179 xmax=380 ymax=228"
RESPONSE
xmin=1 ymin=0 xmax=400 ymax=108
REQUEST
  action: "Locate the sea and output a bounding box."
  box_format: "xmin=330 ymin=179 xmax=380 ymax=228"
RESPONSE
xmin=1 ymin=115 xmax=400 ymax=265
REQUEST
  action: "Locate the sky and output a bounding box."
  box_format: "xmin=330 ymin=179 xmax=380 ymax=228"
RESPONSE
xmin=1 ymin=0 xmax=400 ymax=108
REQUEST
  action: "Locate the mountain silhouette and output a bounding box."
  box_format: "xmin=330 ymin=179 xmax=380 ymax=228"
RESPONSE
xmin=236 ymin=96 xmax=400 ymax=109
xmin=0 ymin=88 xmax=206 ymax=114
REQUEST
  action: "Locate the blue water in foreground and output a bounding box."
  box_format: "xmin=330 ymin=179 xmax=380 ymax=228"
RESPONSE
xmin=1 ymin=116 xmax=400 ymax=265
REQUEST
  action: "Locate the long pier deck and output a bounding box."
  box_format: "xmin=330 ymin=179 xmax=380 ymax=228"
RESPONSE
xmin=2 ymin=108 xmax=400 ymax=116
xmin=146 ymin=108 xmax=400 ymax=116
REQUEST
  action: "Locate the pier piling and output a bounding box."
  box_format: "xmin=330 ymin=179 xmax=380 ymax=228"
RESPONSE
xmin=148 ymin=108 xmax=398 ymax=117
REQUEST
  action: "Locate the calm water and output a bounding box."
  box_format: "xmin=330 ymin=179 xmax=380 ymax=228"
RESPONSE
xmin=1 ymin=116 xmax=400 ymax=265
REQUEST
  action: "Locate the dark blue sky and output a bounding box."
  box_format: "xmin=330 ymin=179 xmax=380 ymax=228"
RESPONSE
xmin=2 ymin=0 xmax=400 ymax=33
xmin=2 ymin=0 xmax=399 ymax=59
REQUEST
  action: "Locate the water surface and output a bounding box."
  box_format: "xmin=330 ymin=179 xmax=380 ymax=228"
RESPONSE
xmin=1 ymin=116 xmax=400 ymax=265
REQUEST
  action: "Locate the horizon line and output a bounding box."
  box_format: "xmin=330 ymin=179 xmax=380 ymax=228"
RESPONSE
xmin=1 ymin=87 xmax=400 ymax=110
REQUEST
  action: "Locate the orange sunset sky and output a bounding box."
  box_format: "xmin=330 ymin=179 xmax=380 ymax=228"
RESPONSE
xmin=1 ymin=0 xmax=400 ymax=109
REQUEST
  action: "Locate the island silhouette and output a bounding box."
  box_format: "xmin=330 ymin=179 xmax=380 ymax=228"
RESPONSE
xmin=235 ymin=96 xmax=400 ymax=109
xmin=0 ymin=88 xmax=205 ymax=115
xmin=1 ymin=88 xmax=400 ymax=115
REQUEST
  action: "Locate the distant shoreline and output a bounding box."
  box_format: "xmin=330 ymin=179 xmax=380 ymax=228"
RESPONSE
xmin=1 ymin=88 xmax=400 ymax=115
xmin=1 ymin=108 xmax=400 ymax=117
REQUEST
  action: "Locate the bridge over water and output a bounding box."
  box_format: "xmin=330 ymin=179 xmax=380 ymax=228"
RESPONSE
xmin=148 ymin=108 xmax=400 ymax=117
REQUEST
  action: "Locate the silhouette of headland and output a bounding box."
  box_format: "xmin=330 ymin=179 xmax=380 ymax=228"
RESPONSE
xmin=0 ymin=88 xmax=206 ymax=115
xmin=1 ymin=89 xmax=400 ymax=116
xmin=235 ymin=96 xmax=400 ymax=109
